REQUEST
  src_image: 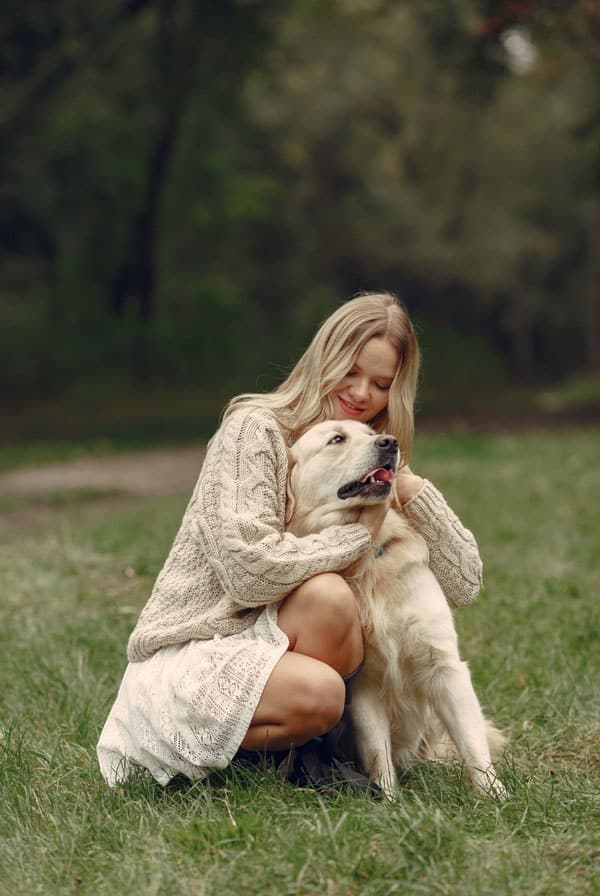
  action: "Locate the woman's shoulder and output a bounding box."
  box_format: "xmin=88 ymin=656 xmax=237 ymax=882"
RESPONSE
xmin=215 ymin=404 xmax=287 ymax=452
xmin=207 ymin=404 xmax=289 ymax=488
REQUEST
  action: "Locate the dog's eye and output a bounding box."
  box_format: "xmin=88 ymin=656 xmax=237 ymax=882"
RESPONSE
xmin=328 ymin=434 xmax=346 ymax=445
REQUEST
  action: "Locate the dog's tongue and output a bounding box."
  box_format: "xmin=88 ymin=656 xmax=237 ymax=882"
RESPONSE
xmin=361 ymin=467 xmax=395 ymax=484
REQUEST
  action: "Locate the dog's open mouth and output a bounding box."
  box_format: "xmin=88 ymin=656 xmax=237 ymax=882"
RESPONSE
xmin=337 ymin=466 xmax=395 ymax=500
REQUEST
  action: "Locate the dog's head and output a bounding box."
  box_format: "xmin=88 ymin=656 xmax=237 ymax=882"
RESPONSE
xmin=286 ymin=420 xmax=400 ymax=534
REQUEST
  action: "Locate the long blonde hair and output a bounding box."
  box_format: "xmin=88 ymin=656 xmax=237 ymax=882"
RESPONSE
xmin=223 ymin=292 xmax=421 ymax=462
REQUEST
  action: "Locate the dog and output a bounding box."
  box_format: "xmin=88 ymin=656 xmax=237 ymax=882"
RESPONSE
xmin=286 ymin=420 xmax=506 ymax=799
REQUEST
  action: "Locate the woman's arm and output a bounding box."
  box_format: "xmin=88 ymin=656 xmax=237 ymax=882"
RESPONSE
xmin=194 ymin=410 xmax=372 ymax=607
xmin=392 ymin=472 xmax=483 ymax=607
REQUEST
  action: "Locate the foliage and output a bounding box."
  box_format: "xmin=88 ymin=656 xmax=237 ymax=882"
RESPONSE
xmin=1 ymin=0 xmax=599 ymax=410
xmin=246 ymin=0 xmax=598 ymax=377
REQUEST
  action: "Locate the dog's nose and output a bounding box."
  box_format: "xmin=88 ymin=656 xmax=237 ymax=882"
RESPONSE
xmin=375 ymin=436 xmax=398 ymax=451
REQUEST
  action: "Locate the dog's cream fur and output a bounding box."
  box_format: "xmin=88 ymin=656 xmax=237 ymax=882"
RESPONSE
xmin=286 ymin=420 xmax=506 ymax=798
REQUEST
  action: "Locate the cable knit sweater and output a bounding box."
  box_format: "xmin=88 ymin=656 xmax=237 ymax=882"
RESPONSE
xmin=127 ymin=407 xmax=482 ymax=663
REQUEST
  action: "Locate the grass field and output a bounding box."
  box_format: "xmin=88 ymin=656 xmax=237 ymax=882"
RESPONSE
xmin=0 ymin=430 xmax=598 ymax=896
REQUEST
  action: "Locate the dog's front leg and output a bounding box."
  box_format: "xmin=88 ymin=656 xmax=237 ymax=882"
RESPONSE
xmin=351 ymin=686 xmax=396 ymax=799
xmin=428 ymin=659 xmax=506 ymax=798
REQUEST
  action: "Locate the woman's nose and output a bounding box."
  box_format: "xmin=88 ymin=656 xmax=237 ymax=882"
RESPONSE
xmin=349 ymin=377 xmax=369 ymax=399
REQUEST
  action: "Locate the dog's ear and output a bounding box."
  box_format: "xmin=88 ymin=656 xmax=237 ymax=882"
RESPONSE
xmin=285 ymin=454 xmax=297 ymax=525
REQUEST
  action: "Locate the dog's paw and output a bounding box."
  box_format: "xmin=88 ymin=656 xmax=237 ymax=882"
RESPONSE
xmin=471 ymin=766 xmax=507 ymax=800
xmin=370 ymin=766 xmax=398 ymax=801
xmin=482 ymin=775 xmax=507 ymax=800
xmin=377 ymin=782 xmax=399 ymax=802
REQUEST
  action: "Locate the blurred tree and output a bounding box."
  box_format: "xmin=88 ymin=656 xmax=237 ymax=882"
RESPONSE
xmin=0 ymin=0 xmax=598 ymax=412
xmin=477 ymin=0 xmax=600 ymax=372
xmin=109 ymin=0 xmax=275 ymax=326
xmin=245 ymin=0 xmax=598 ymax=379
xmin=0 ymin=0 xmax=278 ymax=395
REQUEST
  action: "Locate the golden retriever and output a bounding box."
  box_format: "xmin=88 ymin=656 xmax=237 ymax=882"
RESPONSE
xmin=286 ymin=420 xmax=506 ymax=799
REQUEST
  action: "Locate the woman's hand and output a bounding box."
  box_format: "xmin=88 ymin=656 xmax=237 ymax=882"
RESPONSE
xmin=391 ymin=469 xmax=425 ymax=508
xmin=356 ymin=468 xmax=425 ymax=540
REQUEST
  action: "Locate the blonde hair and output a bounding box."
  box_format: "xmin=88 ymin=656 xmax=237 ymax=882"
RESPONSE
xmin=223 ymin=292 xmax=421 ymax=462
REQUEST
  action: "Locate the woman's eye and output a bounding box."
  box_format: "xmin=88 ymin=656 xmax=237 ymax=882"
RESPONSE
xmin=328 ymin=434 xmax=345 ymax=445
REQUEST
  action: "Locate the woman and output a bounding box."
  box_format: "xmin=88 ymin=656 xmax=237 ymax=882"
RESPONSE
xmin=97 ymin=292 xmax=482 ymax=788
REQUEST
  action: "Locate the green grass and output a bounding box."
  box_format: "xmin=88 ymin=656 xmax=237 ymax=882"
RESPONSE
xmin=0 ymin=431 xmax=598 ymax=895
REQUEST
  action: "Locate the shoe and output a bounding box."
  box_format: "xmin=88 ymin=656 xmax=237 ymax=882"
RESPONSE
xmin=232 ymin=738 xmax=380 ymax=795
xmin=278 ymin=736 xmax=382 ymax=796
xmin=163 ymin=772 xmax=193 ymax=792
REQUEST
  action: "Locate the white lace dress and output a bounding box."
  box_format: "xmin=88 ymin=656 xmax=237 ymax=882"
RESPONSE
xmin=97 ymin=603 xmax=288 ymax=786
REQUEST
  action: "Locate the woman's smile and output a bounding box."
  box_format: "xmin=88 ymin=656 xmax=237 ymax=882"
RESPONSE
xmin=330 ymin=337 xmax=399 ymax=423
xmin=337 ymin=395 xmax=367 ymax=416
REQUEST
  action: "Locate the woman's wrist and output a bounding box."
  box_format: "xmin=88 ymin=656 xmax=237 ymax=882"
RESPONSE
xmin=392 ymin=473 xmax=425 ymax=507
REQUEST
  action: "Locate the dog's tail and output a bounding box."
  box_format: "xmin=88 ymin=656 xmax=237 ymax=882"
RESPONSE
xmin=424 ymin=719 xmax=507 ymax=762
xmin=485 ymin=722 xmax=507 ymax=760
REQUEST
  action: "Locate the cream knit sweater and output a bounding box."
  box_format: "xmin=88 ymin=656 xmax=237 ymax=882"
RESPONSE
xmin=127 ymin=407 xmax=482 ymax=663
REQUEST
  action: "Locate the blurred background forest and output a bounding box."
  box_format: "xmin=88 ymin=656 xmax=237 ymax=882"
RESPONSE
xmin=2 ymin=0 xmax=600 ymax=443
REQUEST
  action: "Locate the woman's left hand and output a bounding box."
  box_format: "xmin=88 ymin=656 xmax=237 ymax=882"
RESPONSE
xmin=391 ymin=469 xmax=425 ymax=508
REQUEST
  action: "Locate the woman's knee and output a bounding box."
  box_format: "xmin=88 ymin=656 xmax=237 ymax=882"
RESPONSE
xmin=279 ymin=573 xmax=363 ymax=675
xmin=284 ymin=573 xmax=359 ymax=629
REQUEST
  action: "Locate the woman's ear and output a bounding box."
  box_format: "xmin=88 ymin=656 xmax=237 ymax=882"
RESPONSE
xmin=285 ymin=456 xmax=297 ymax=525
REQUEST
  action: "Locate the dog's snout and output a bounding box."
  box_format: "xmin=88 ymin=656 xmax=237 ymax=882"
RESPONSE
xmin=375 ymin=436 xmax=398 ymax=451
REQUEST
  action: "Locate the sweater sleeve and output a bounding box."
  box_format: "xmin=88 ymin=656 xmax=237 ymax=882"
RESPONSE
xmin=193 ymin=410 xmax=372 ymax=607
xmin=400 ymin=480 xmax=483 ymax=607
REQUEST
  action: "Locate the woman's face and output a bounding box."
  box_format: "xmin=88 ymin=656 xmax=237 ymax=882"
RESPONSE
xmin=328 ymin=337 xmax=399 ymax=424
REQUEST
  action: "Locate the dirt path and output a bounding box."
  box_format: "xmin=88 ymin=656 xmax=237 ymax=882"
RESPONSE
xmin=2 ymin=405 xmax=598 ymax=498
xmin=0 ymin=445 xmax=206 ymax=498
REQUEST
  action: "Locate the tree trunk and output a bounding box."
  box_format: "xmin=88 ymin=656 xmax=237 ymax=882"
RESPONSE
xmin=112 ymin=104 xmax=184 ymax=322
xmin=109 ymin=0 xmax=189 ymax=322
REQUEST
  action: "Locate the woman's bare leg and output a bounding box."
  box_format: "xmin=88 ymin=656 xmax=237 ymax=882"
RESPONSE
xmin=241 ymin=573 xmax=363 ymax=751
xmin=240 ymin=652 xmax=344 ymax=750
